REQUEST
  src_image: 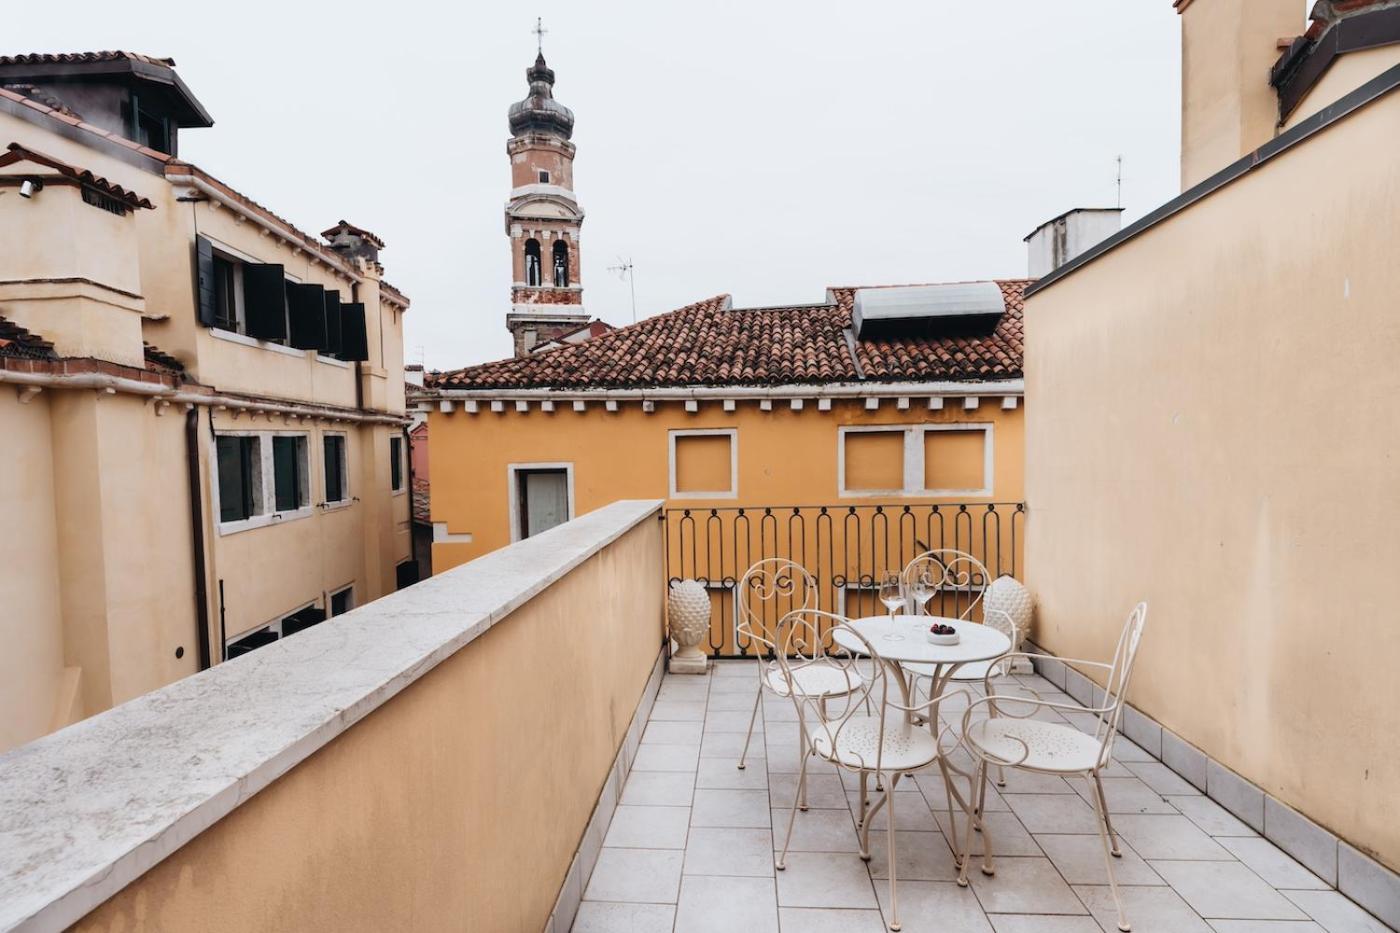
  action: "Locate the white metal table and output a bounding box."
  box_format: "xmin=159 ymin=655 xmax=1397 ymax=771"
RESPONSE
xmin=834 ymin=614 xmax=1012 ymax=880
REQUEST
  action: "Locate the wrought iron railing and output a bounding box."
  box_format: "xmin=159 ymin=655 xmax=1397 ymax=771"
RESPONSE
xmin=664 ymin=502 xmax=1026 ymax=657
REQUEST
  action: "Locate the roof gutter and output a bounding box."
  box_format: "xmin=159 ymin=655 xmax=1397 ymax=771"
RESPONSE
xmin=430 ymin=379 xmax=1023 ymax=401
xmin=0 ymin=368 xmax=407 ymax=425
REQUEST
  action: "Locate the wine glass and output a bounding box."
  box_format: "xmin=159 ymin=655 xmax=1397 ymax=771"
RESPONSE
xmin=908 ymin=567 xmax=934 ymax=616
xmin=879 ymin=572 xmax=905 ymax=621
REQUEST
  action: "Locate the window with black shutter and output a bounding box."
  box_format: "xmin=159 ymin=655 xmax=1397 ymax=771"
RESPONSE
xmin=242 ymin=263 xmax=288 ymax=341
xmin=212 ymin=256 xmax=240 ymax=331
xmin=272 ymin=435 xmax=308 ymax=512
xmin=340 ymin=302 xmax=369 ymax=361
xmin=216 ymin=435 xmax=260 ymax=522
xmin=330 ymin=587 xmax=353 ymax=616
xmin=287 ymin=283 xmax=327 ymax=350
xmin=322 ymin=289 xmax=342 ymax=358
xmin=323 ymin=434 xmax=347 ymax=503
xmin=390 ymin=435 xmax=404 ymax=491
xmin=196 ymin=235 xmax=218 ymax=327
xmin=325 ymin=294 xmax=343 ymax=358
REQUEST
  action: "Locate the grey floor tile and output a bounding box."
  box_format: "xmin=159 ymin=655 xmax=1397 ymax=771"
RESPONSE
xmin=1125 ymin=760 xmax=1202 ymax=797
xmin=708 ymin=691 xmax=763 ymax=711
xmin=1150 ymin=860 xmax=1307 ymax=920
xmin=675 ymin=874 xmax=779 ymax=933
xmin=990 ymin=917 xmax=1104 ymax=933
xmin=1207 ymin=921 xmax=1325 ymax=932
xmin=996 ymin=769 xmax=1076 ymax=795
xmin=1073 ymin=776 xmax=1178 ymax=815
xmin=706 ymin=709 xmax=766 ymax=733
xmin=1074 ymin=883 xmax=1213 ymax=933
xmin=684 ymin=826 xmax=776 ymax=877
xmin=691 ymin=788 xmax=771 ymax=828
xmin=937 ymin=810 xmax=1045 ymax=858
xmin=699 ymin=731 xmax=751 ymax=759
xmin=584 ymin=848 xmax=685 ymax=904
xmin=604 ymin=805 xmax=692 ymax=850
xmin=770 ymin=772 xmax=847 ymax=810
xmin=968 ymin=855 xmax=1087 ymax=915
xmin=864 ymin=830 xmax=960 ymax=882
xmin=1220 ymin=836 xmax=1330 ymax=891
xmin=873 ymin=880 xmax=994 ymax=932
xmin=571 ymin=901 xmax=677 ymax=932
xmin=1281 ymin=890 xmax=1394 ymax=933
xmin=621 ymin=771 xmax=696 ymax=808
xmin=652 ymin=701 xmax=708 ymax=722
xmin=1171 ymin=795 xmax=1259 ymax=837
xmin=643 ymin=721 xmax=705 ymax=746
xmin=778 ymin=906 xmax=888 ymax=933
xmin=847 ymin=791 xmax=941 ymax=833
xmin=696 ymin=755 xmax=768 ymax=790
xmin=1112 ymin=814 xmax=1236 ymax=860
xmin=773 ymin=807 xmax=860 ymax=853
xmin=632 ymin=744 xmax=700 ymax=773
xmin=1003 ymin=793 xmax=1103 ymax=834
xmin=1036 ymin=832 xmax=1163 ymax=885
xmin=775 ymin=851 xmax=879 ymax=908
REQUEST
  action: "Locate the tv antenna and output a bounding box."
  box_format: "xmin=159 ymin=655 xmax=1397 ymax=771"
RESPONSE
xmin=1115 ymin=154 xmax=1124 ymax=209
xmin=608 ymin=257 xmax=638 ymax=323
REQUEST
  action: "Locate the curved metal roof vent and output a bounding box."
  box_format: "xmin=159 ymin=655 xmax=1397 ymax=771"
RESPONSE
xmin=852 ymin=282 xmax=1005 ymax=340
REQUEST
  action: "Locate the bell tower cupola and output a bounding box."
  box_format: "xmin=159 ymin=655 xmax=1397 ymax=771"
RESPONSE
xmin=504 ymin=20 xmax=590 ymax=357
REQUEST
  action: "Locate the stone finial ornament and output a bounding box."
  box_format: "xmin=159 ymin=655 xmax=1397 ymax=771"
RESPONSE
xmin=667 ymin=579 xmax=710 ymax=674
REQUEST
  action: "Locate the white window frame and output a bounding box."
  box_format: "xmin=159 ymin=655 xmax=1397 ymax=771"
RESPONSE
xmin=321 ymin=430 xmax=352 ymax=510
xmin=213 ymin=429 xmax=317 ymax=535
xmin=668 ymin=428 xmax=739 ymax=499
xmin=329 ymin=584 xmax=355 ymax=616
xmin=837 ymin=423 xmax=994 ymax=498
xmin=506 ymin=461 xmax=575 ymax=543
xmin=203 ymin=234 xmax=311 ymax=357
xmin=225 ymin=598 xmax=318 ymax=648
xmin=390 ymin=435 xmax=407 ymax=495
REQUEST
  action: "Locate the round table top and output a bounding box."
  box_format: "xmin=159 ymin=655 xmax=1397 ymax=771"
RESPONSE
xmin=834 ymin=615 xmax=1012 ymax=666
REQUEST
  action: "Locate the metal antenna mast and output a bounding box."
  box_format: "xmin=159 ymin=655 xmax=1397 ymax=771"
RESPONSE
xmin=608 ymin=257 xmax=637 ymax=323
xmin=1115 ymin=154 xmax=1124 ymax=209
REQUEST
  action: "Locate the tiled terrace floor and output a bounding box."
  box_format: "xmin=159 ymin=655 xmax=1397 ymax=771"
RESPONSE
xmin=574 ymin=661 xmax=1392 ymax=933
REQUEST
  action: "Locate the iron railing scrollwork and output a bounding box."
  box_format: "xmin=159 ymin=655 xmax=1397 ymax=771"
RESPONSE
xmin=664 ymin=502 xmax=1026 ymax=658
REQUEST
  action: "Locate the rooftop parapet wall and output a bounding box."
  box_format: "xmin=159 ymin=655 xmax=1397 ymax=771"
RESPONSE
xmin=0 ymin=499 xmax=664 ymax=932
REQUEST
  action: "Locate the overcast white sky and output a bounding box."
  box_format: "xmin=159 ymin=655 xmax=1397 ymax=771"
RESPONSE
xmin=23 ymin=1 xmax=1182 ymax=368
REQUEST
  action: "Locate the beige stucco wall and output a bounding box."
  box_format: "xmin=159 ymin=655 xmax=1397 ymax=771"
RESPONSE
xmin=75 ymin=515 xmax=663 ymax=933
xmin=1025 ymin=88 xmax=1400 ymax=869
xmin=1179 ymin=0 xmax=1303 ymax=190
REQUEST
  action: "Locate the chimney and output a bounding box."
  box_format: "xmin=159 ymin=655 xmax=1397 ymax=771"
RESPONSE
xmin=322 ymin=220 xmax=384 ymax=264
xmin=404 ymin=363 xmax=424 ymax=387
xmin=1024 ymin=208 xmax=1123 ymax=278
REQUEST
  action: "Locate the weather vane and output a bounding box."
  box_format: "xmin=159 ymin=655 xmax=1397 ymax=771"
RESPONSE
xmin=533 ymin=17 xmax=548 ymax=54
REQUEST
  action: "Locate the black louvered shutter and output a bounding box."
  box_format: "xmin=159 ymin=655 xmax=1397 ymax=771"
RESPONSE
xmin=287 ymin=283 xmax=327 ymax=350
xmin=323 ymin=289 xmax=343 ymax=357
xmin=195 ymin=235 xmax=217 ymax=326
xmin=242 ymin=264 xmax=287 ymax=341
xmin=340 ymin=302 xmax=369 ymax=361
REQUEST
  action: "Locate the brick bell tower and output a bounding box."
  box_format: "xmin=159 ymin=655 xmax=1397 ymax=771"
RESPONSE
xmin=504 ymin=29 xmax=590 ymax=357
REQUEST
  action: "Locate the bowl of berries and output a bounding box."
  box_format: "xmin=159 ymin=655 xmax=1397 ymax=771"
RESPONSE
xmin=926 ymin=623 xmax=960 ymax=646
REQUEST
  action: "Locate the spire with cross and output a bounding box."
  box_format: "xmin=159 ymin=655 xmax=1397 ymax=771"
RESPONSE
xmin=533 ymin=17 xmax=548 ymax=55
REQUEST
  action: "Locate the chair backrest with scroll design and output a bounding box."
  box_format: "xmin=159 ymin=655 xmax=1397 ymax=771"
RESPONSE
xmin=902 ymin=549 xmax=991 ymax=621
xmin=735 ymin=558 xmax=817 ymax=658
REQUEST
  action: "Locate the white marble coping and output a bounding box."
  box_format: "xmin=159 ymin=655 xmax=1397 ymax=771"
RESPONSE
xmin=0 ymin=499 xmax=664 ymax=933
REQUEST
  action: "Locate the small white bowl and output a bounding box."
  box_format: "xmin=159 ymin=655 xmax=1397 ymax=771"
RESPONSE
xmin=926 ymin=630 xmax=960 ymax=646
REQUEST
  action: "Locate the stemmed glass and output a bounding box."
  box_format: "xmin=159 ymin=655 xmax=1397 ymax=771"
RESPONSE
xmin=908 ymin=568 xmax=935 ymax=616
xmin=879 ymin=572 xmax=906 ymax=640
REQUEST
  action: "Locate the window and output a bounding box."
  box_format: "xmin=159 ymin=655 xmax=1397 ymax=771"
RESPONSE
xmin=216 ymin=435 xmax=261 ymax=522
xmin=213 ymin=255 xmax=241 ymax=332
xmin=524 ymin=238 xmax=542 ymax=287
xmin=272 ymin=435 xmax=309 ymax=512
xmin=669 ymin=429 xmax=738 ymax=498
xmin=390 ymin=436 xmax=404 ymax=492
xmin=204 ymin=247 xmax=287 ymax=343
xmin=839 ymin=424 xmax=993 ymax=496
xmin=509 ymin=464 xmax=573 ymax=541
xmin=552 ymin=240 xmax=570 ymax=288
xmin=538 ymin=169 xmax=550 ymax=183
xmin=323 ymin=434 xmax=348 ymax=504
xmin=214 ymin=431 xmax=315 ymax=532
xmin=330 ymin=587 xmax=354 ymax=616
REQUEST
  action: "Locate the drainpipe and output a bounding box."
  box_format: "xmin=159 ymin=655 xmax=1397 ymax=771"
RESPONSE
xmin=184 ymin=405 xmax=213 ymax=670
xmin=403 ymin=423 xmax=420 ymax=578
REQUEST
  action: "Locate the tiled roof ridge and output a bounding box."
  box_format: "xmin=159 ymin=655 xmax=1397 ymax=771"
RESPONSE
xmin=0 ymin=315 xmax=57 ymax=360
xmin=0 ymin=51 xmax=176 ymax=68
xmin=142 ymin=342 xmax=185 ymax=376
xmin=1 ymin=142 xmax=156 ymax=209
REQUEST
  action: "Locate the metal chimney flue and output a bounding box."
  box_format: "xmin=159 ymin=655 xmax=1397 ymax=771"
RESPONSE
xmin=1024 ymin=208 xmax=1123 ymax=278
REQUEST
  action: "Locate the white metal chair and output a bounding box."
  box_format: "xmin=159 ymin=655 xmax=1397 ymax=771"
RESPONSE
xmin=957 ymin=602 xmax=1149 ymax=932
xmin=734 ymin=560 xmax=863 ymax=799
xmin=772 ymin=609 xmax=963 ymax=933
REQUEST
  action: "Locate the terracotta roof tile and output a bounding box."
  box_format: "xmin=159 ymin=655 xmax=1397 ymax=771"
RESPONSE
xmin=0 ymin=316 xmax=57 ymax=360
xmin=0 ymin=142 xmax=156 ymax=209
xmin=432 ymin=281 xmax=1027 ymax=391
xmin=0 ymin=52 xmax=176 ymax=68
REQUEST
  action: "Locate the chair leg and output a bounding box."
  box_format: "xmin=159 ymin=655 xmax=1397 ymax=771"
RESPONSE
xmin=797 ymin=729 xmax=809 ymax=811
xmin=857 ymin=771 xmax=870 ymax=827
xmin=995 ymin=765 xmax=1006 ymax=788
xmin=1086 ymin=774 xmax=1130 ymax=931
xmin=859 ymin=778 xmax=892 ymax=861
xmin=1093 ymin=771 xmax=1122 ymax=856
xmin=736 ymin=688 xmax=762 ymax=770
xmin=956 ymin=762 xmax=983 ymax=887
xmin=885 ymin=777 xmax=901 ymax=932
xmin=775 ymin=751 xmax=812 ymax=871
